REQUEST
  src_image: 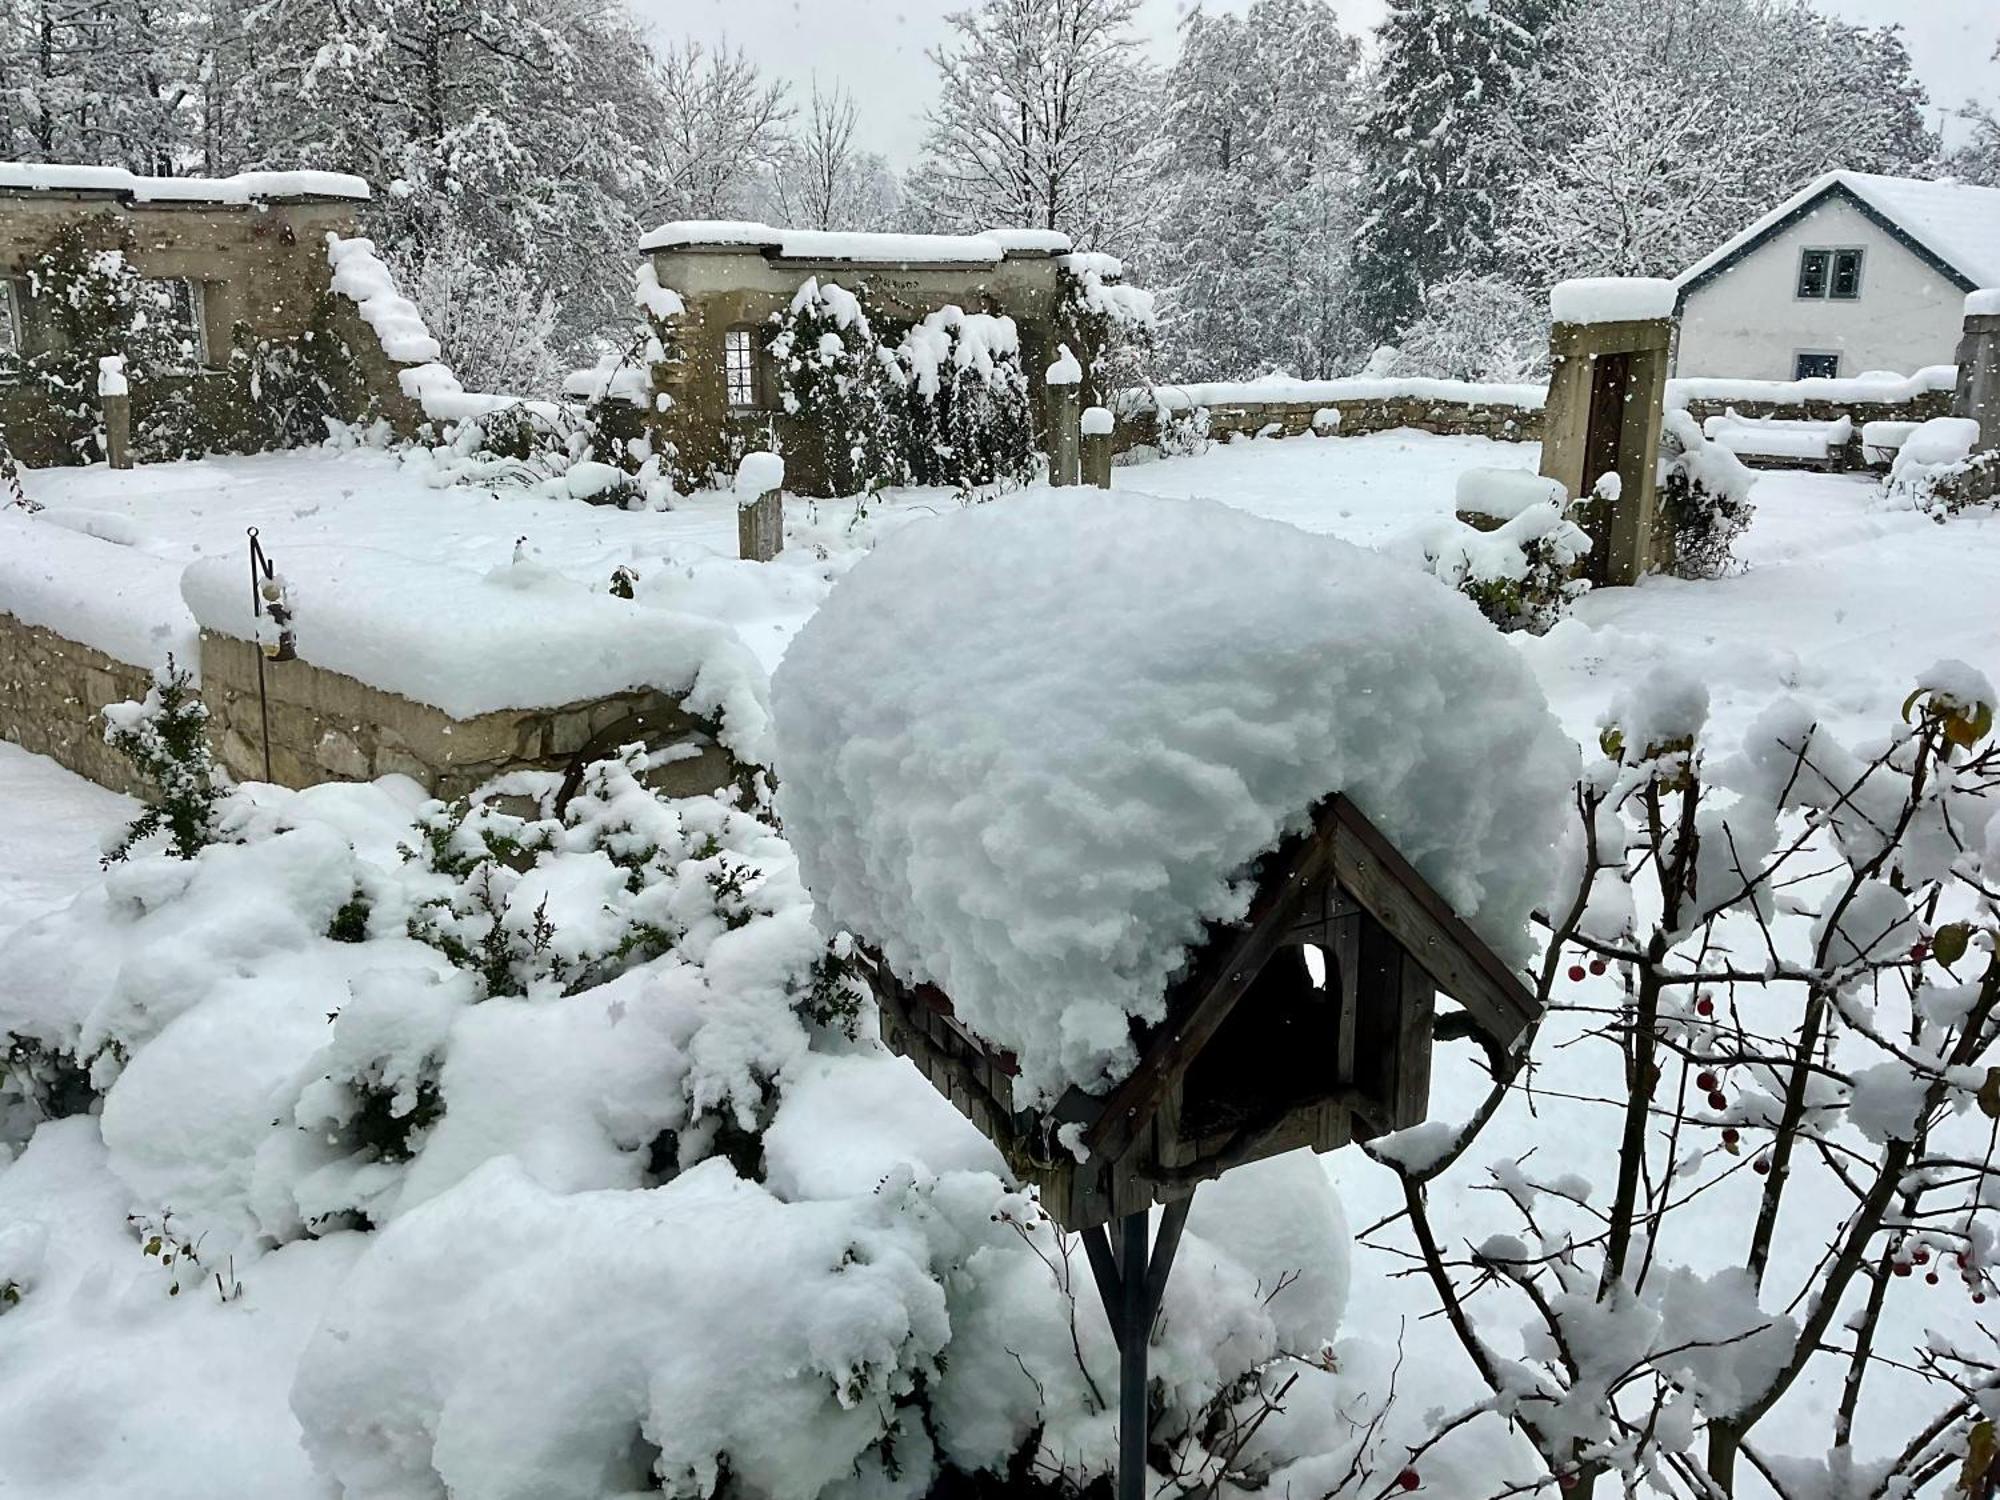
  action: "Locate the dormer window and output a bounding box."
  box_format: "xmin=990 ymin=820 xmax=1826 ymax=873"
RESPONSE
xmin=724 ymin=327 xmax=757 ymax=408
xmin=1798 ymin=248 xmax=1863 ymax=301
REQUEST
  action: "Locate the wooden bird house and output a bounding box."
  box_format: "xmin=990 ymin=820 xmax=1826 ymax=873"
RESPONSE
xmin=866 ymin=793 xmax=1541 ymax=1231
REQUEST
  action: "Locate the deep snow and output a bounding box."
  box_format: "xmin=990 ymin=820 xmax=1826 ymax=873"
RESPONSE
xmin=2 ymin=428 xmax=1997 ymax=1495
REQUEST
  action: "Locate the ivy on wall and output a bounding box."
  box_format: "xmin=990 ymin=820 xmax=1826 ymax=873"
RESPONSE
xmin=0 ymin=224 xmax=364 ymax=466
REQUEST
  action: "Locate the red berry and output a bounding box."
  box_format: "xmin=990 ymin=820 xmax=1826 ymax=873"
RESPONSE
xmin=1398 ymin=1471 xmax=1421 ymax=1492
xmin=1754 ymin=1156 xmax=1771 ymax=1175
xmin=1697 ymin=1071 xmax=1719 ymax=1093
xmin=1696 ymin=997 xmax=1715 ymax=1017
xmin=1928 ymin=1272 xmax=1941 ymax=1285
xmin=1976 ymin=1293 xmax=1987 ymax=1305
xmin=1722 ymin=1128 xmax=1740 ymax=1145
xmin=1707 ymin=1090 xmax=1728 ymax=1111
xmin=1894 ymin=1262 xmax=1913 ymax=1277
xmin=1568 ymin=965 xmax=1587 ymax=983
xmin=1914 ymin=1248 xmax=1931 ymax=1266
xmin=1559 ymin=1475 xmax=1579 ymax=1492
xmin=1588 ymin=959 xmax=1607 ymax=976
xmin=1911 ymin=942 xmax=1929 ymax=963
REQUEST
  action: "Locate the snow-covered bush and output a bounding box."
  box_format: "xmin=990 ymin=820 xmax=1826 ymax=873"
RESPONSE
xmin=1885 ymin=417 xmax=1999 ymax=520
xmin=1364 ymin=662 xmax=2000 ymax=1497
xmin=1057 ymin=249 xmax=1156 ymax=400
xmin=1386 ymin=274 xmax=1548 ymax=383
xmin=767 ymin=276 xmax=909 ymax=496
xmin=101 ymin=657 xmax=226 ymax=863
xmin=385 ymin=228 xmax=567 ymax=398
xmin=895 ymin=304 xmax=1035 ymax=492
xmin=1657 ymin=408 xmax=1757 ymax=578
xmin=1408 ymin=468 xmax=1591 ymax=633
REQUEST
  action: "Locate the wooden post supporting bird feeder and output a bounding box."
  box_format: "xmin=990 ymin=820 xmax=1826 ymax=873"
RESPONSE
xmin=862 ymin=793 xmax=1541 ymax=1500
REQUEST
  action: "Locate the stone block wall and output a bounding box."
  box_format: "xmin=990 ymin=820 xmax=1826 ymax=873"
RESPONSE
xmin=0 ymin=610 xmax=154 ymax=795
xmin=1117 ymin=395 xmax=1542 ymax=452
xmin=198 ymin=633 xmax=737 ymax=801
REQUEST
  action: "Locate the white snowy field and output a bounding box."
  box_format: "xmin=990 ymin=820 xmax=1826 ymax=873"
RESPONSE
xmin=2 ymin=431 xmax=1996 ymax=1497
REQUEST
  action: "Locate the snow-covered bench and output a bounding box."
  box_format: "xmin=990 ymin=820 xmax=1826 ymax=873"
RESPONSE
xmin=1700 ymin=412 xmax=1854 ymax=468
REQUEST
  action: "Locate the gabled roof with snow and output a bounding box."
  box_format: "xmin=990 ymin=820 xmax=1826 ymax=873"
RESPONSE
xmin=1677 ymin=171 xmax=2000 ymax=298
xmin=0 ymin=162 xmax=369 ymax=204
xmin=637 ymin=219 xmax=1071 ymax=264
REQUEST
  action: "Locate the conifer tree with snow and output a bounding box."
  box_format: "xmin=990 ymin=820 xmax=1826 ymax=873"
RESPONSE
xmin=102 ymin=658 xmax=225 ymax=863
xmin=908 ymin=0 xmax=1157 ymax=248
xmin=1348 ymin=0 xmax=1555 ymax=348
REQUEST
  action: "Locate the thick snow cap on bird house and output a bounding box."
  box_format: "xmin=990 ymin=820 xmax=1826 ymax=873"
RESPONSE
xmin=776 ymin=491 xmax=1571 ymax=1227
xmin=774 ymin=490 xmax=1572 ymax=1107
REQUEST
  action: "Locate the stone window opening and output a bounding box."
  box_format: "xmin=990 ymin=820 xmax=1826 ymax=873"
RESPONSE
xmin=1794 ymin=350 xmax=1841 ymax=380
xmin=149 ymin=277 xmax=209 ymax=370
xmin=724 ymin=326 xmax=759 ymax=409
xmin=1797 ymin=248 xmax=1863 ymax=302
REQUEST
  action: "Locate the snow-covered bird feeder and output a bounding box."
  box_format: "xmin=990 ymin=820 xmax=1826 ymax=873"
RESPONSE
xmin=774 ymin=489 xmax=1569 ymax=1235
xmin=1542 ymin=277 xmax=1677 ymax=585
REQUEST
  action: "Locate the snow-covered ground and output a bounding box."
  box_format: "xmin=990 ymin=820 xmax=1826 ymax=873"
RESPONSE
xmin=3 ymin=431 xmax=1996 ymax=1496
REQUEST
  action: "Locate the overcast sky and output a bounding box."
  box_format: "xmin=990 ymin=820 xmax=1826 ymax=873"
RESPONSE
xmin=638 ymin=0 xmax=2000 ymax=164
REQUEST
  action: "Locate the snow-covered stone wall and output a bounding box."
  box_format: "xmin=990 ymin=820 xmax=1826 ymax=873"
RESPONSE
xmin=1117 ymin=377 xmax=1545 ymax=450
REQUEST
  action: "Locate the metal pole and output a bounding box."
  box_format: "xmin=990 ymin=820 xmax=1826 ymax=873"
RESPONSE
xmin=1118 ymin=1210 xmax=1149 ymax=1500
xmin=248 ymin=529 xmax=273 ymax=782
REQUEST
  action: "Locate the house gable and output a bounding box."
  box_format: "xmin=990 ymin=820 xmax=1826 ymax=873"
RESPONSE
xmin=1677 ymin=179 xmax=1977 ymax=306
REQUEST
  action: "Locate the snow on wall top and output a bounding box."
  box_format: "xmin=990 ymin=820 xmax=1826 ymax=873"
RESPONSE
xmin=0 ymin=510 xmax=196 ymax=671
xmin=1677 ymin=171 xmax=2000 ymax=292
xmin=1665 ymin=365 xmax=1958 ymax=407
xmin=180 ymin=550 xmax=774 ymax=764
xmin=772 ymin=487 xmax=1575 ymax=1105
xmin=0 ymin=162 xmax=369 ymax=203
xmin=1549 ymin=277 xmax=1676 ymax=325
xmin=637 ymin=219 xmax=1054 ymax=265
xmin=1968 ymin=289 xmax=2000 ymax=317
xmin=326 ymin=235 xmax=443 ymax=365
xmin=1131 ymin=374 xmax=1547 ymax=413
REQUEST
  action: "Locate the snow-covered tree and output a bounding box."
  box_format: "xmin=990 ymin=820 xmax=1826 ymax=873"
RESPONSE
xmin=908 ymin=0 xmax=1157 ymax=248
xmin=1348 ymin=0 xmax=1555 ymax=346
xmin=1388 ymin=274 xmax=1547 ymax=382
xmin=753 ymin=81 xmax=900 ymax=231
xmin=1502 ymin=0 xmax=1938 ymax=287
xmin=385 ymin=230 xmax=566 ymax=397
xmin=649 ymin=38 xmax=792 ymax=221
xmin=1146 ymin=0 xmax=1363 ymax=379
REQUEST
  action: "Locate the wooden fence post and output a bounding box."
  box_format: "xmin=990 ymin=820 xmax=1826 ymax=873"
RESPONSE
xmin=1082 ymin=405 xmax=1114 ymax=488
xmin=1047 ymin=344 xmax=1083 ymax=487
xmin=735 ymin=450 xmax=785 ymax=562
xmin=99 ymin=356 xmax=132 ymax=470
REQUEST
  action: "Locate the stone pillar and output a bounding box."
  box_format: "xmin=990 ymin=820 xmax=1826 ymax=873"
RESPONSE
xmin=99 ymin=356 xmax=132 ymax=470
xmin=1538 ymin=281 xmax=1675 ymax=587
xmin=735 ymin=451 xmax=784 ymax=562
xmin=1082 ymin=406 xmax=1114 ymax=488
xmin=1953 ymin=291 xmax=2000 ymax=453
xmin=1047 ymin=343 xmax=1083 ymax=487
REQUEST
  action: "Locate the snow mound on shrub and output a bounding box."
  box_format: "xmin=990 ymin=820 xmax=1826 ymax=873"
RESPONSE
xmin=773 ymin=487 xmax=1574 ymax=1102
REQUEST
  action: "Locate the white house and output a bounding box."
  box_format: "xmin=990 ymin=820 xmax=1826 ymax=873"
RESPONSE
xmin=1673 ymin=171 xmax=2000 ymax=381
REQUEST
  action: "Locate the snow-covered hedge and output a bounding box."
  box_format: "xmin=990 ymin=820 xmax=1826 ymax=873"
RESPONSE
xmin=0 ymin=751 xmax=1392 ymax=1497
xmin=773 ymin=487 xmax=1575 ymax=1104
xmin=1658 ymin=409 xmax=1757 ymax=578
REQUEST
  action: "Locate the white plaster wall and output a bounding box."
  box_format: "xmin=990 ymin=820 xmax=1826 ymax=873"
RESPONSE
xmin=1676 ymin=197 xmax=1967 ymax=379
